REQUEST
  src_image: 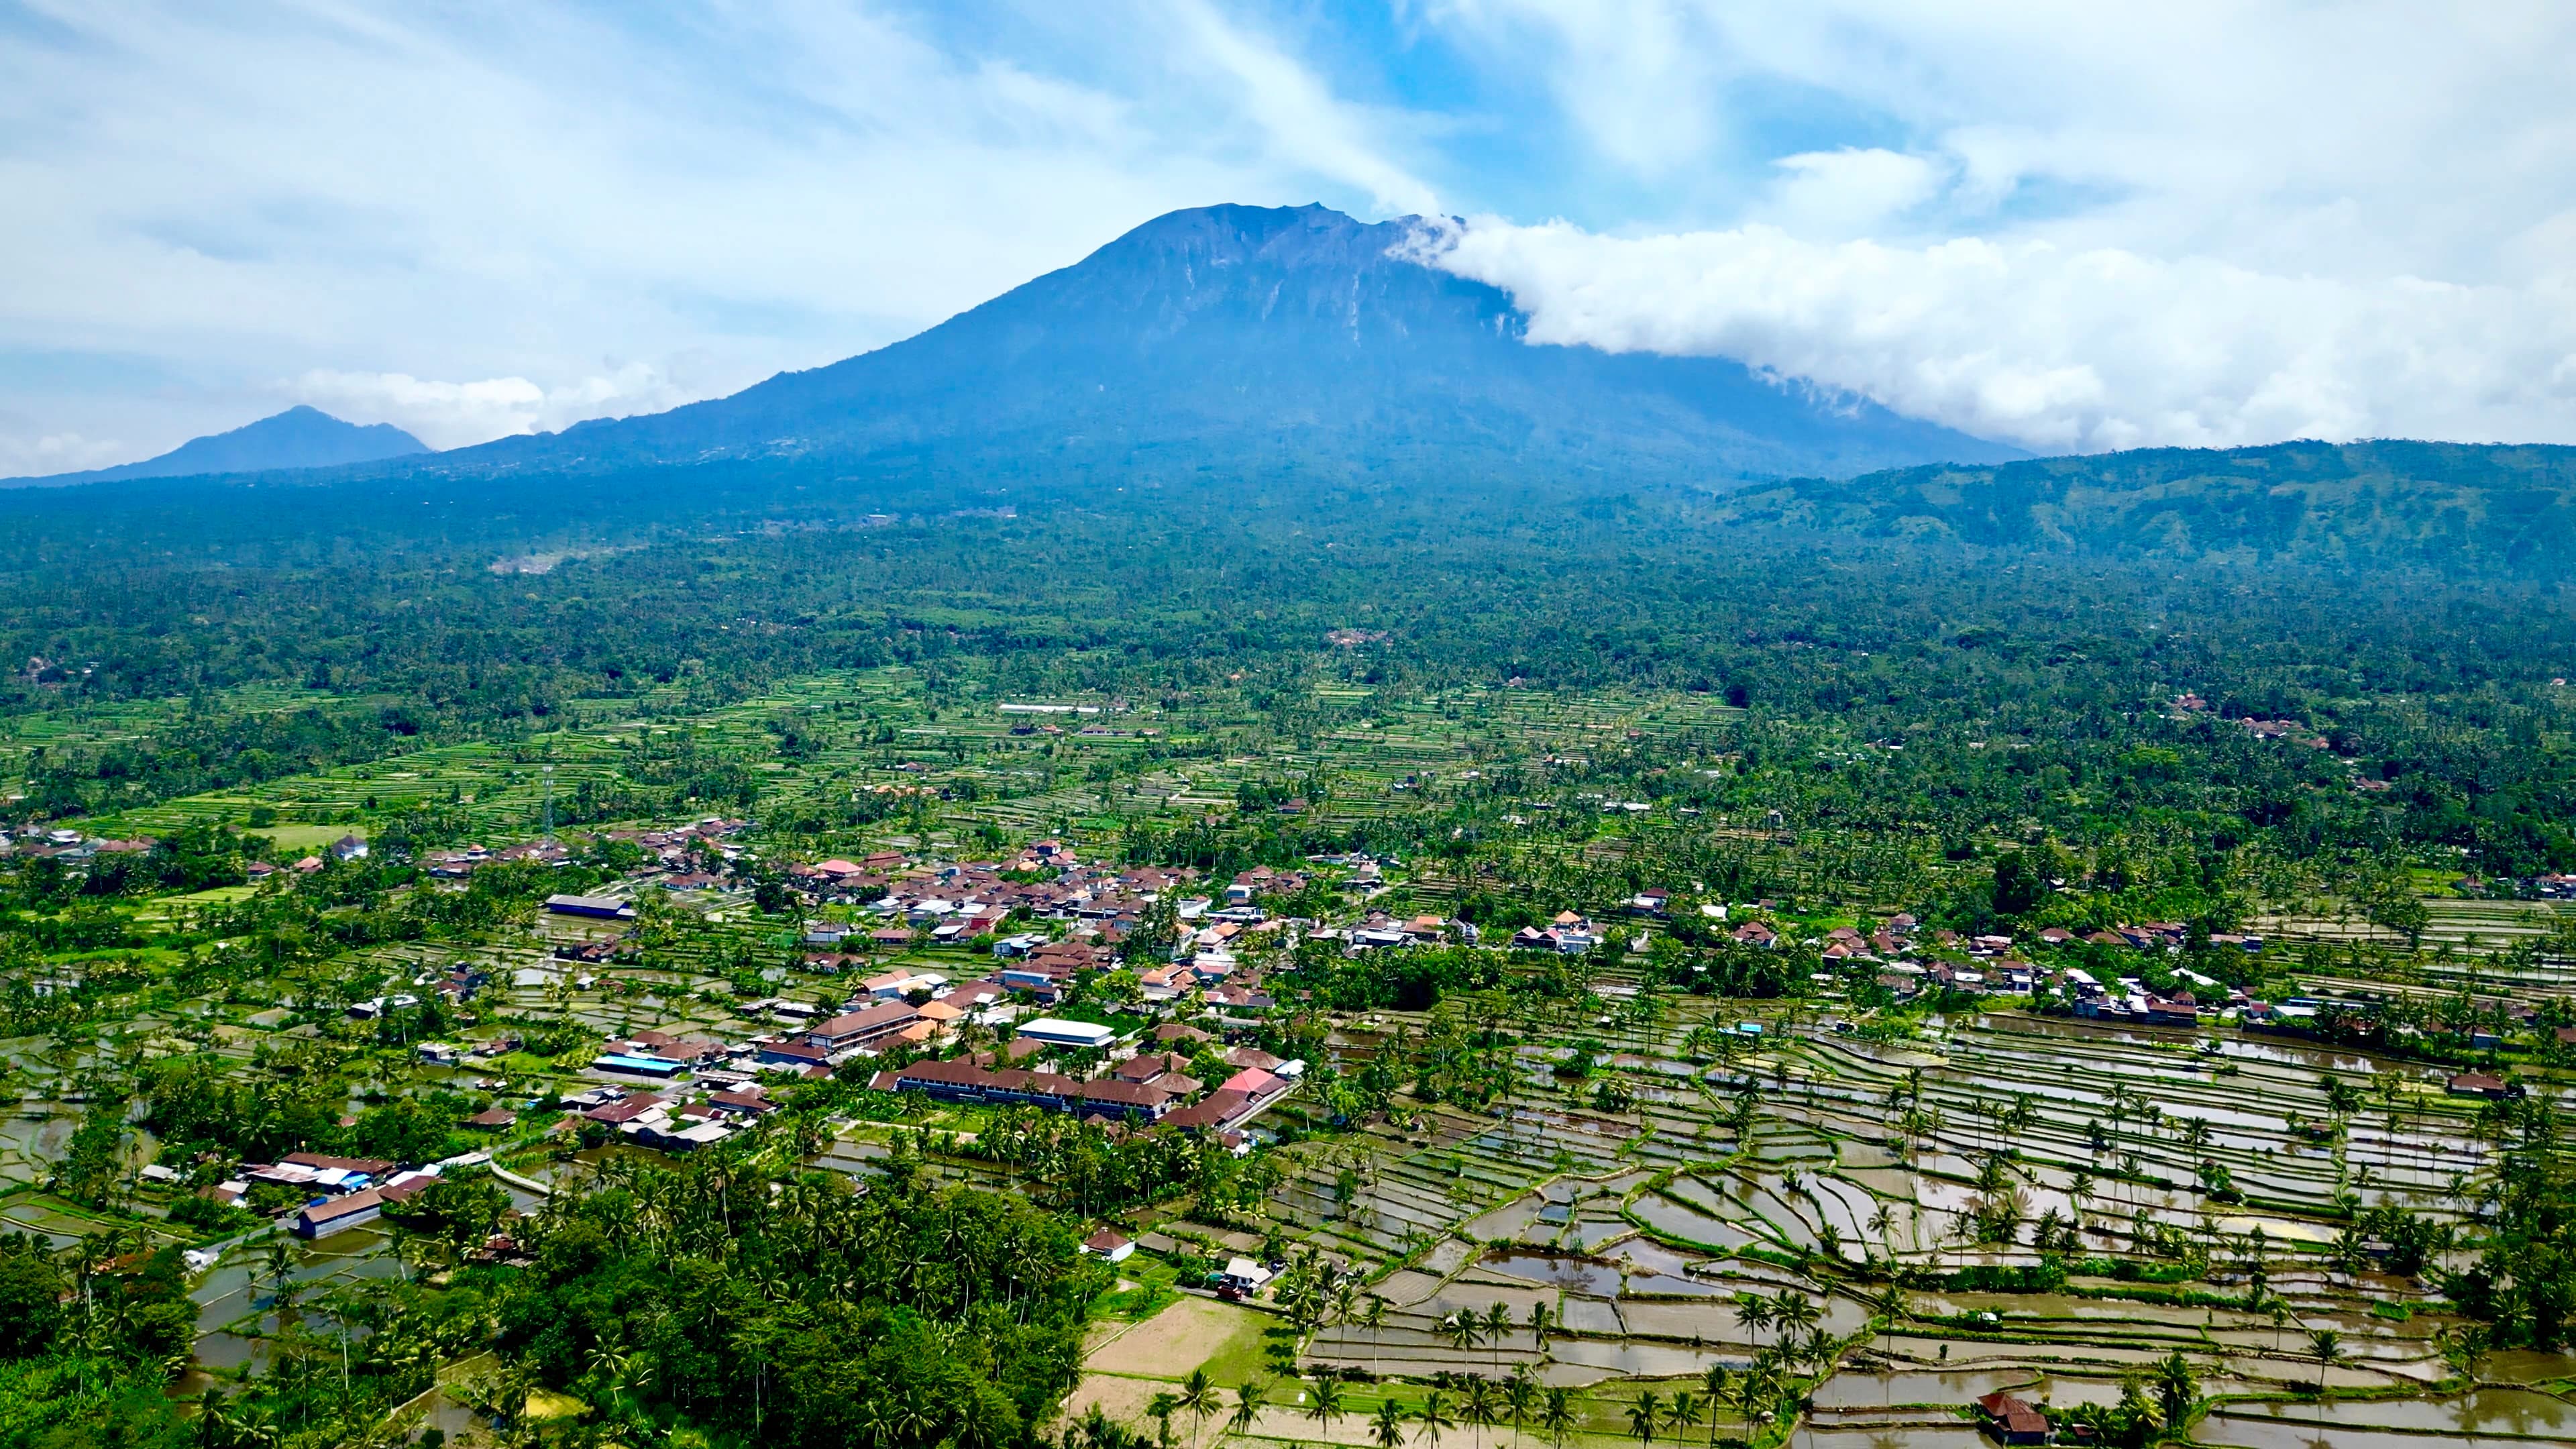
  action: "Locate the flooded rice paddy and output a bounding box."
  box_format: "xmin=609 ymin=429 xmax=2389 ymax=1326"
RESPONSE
xmin=1277 ymin=1004 xmax=2571 ymax=1443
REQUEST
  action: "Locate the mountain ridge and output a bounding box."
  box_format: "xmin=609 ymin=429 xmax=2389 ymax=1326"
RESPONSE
xmin=1711 ymin=438 xmax=2576 ymax=572
xmin=12 ymin=405 xmax=428 ymax=488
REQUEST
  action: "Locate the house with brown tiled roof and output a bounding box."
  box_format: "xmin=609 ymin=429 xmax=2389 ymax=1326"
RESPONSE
xmin=584 ymin=1093 xmax=665 ymax=1124
xmin=808 ymin=1001 xmax=920 ymax=1052
xmin=1224 ymin=1044 xmax=1284 ymax=1073
xmin=1972 ymin=1393 xmax=2049 ymax=1446
xmin=1116 ymin=1051 xmax=1191 ymax=1084
xmin=757 ymin=1040 xmax=833 ymax=1070
xmin=294 ymin=1188 xmax=387 ymax=1239
xmin=871 ymin=1057 xmax=1174 ymax=1120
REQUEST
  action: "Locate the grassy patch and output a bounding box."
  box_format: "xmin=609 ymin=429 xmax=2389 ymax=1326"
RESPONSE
xmin=1096 ymin=1260 xmax=1184 ymax=1322
xmin=1085 ymin=1297 xmax=1270 ymax=1385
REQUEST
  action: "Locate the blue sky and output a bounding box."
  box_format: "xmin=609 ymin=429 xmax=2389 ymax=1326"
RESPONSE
xmin=7 ymin=1 xmax=2576 ymax=472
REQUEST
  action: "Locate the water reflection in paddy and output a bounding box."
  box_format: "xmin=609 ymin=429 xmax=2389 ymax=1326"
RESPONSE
xmin=2198 ymin=1417 xmax=2526 ymax=1449
xmin=1607 ymin=1238 xmax=1705 ymax=1277
xmin=1809 ymin=1369 xmax=2031 ymax=1408
xmin=1629 ymin=1194 xmax=1754 ymax=1250
xmin=1782 ymin=1413 xmax=1978 ymax=1433
xmin=2479 ymin=1349 xmax=2576 ymax=1383
xmin=1483 ymin=1251 xmax=1622 ymax=1297
xmin=2210 ymin=1388 xmax=2573 ymax=1438
xmin=1465 ymin=1197 xmax=1543 ymax=1240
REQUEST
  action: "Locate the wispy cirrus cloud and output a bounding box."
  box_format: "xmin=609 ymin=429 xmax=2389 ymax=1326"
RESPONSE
xmin=0 ymin=1 xmax=1432 ymax=472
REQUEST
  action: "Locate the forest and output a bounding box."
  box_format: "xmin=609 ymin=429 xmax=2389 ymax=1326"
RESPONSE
xmin=10 ymin=462 xmax=2576 ymax=885
xmin=3 ymin=1134 xmax=1095 ymax=1449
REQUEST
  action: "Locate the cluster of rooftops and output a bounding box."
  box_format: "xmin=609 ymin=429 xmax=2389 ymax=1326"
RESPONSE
xmin=574 ymin=997 xmax=1304 ymax=1142
xmin=207 ymin=1150 xmax=494 ymax=1241
xmin=867 ymin=1020 xmax=1302 ymax=1132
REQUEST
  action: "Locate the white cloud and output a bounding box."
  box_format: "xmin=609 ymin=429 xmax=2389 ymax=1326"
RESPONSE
xmin=1426 ymin=3 xmax=2576 ymax=281
xmin=1166 ymin=0 xmax=1440 ymax=215
xmin=0 ymin=1 xmax=1426 ymax=474
xmin=1428 ymin=0 xmax=1729 ymax=180
xmin=1760 ymin=149 xmax=1947 ymax=240
xmin=1399 ymin=3 xmax=2576 ymax=451
xmin=290 ymin=364 xmax=686 ymax=450
xmin=0 ymin=432 xmax=129 ymax=478
xmin=1421 ymin=217 xmax=2576 ymax=451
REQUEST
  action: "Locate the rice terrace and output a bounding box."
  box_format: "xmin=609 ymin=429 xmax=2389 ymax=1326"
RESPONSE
xmin=5 ymin=637 xmax=2576 ymax=1449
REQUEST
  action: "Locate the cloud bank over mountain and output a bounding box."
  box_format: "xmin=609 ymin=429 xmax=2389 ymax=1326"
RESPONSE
xmin=1420 ymin=215 xmax=2576 ymax=455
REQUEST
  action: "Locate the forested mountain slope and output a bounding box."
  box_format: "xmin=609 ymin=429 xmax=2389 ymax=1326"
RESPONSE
xmin=1718 ymin=439 xmax=2576 ymax=572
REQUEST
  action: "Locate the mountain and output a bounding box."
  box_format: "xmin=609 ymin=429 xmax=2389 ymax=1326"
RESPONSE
xmin=445 ymin=203 xmax=2016 ymax=486
xmin=15 ymin=406 xmax=428 ymax=487
xmin=1711 ymin=439 xmax=2576 ymax=572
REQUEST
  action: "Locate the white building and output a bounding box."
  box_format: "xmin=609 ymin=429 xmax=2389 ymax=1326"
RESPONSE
xmin=1016 ymin=1018 xmax=1118 ymax=1050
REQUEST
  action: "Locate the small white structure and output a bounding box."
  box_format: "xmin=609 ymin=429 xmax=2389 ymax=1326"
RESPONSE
xmin=1219 ymin=1256 xmax=1274 ymax=1293
xmin=1017 ymin=1018 xmax=1116 ymax=1050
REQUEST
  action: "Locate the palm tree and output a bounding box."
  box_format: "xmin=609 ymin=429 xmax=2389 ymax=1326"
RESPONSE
xmin=1538 ymin=1389 xmax=1576 ymax=1449
xmin=1743 ymin=1360 xmax=1784 ymax=1427
xmin=1309 ymin=1379 xmax=1348 ymax=1443
xmin=1504 ymin=1370 xmax=1538 ymax=1449
xmin=1231 ymin=1382 xmax=1269 ymax=1442
xmin=1417 ymin=1390 xmax=1455 ymax=1449
xmin=1443 ymin=1312 xmax=1484 ymax=1358
xmin=197 ymin=1387 xmax=236 ymax=1449
xmin=262 ymin=1234 xmax=295 ymax=1310
xmin=1462 ymin=1377 xmax=1501 ymax=1449
xmin=2153 ymin=1350 xmax=2198 ymax=1430
xmin=1181 ymin=1368 xmax=1221 ymax=1448
xmin=1698 ymin=1366 xmax=1731 ymax=1449
xmin=1625 ymin=1390 xmax=1662 ymax=1449
xmin=1664 ymin=1391 xmax=1703 ymax=1446
xmin=1772 ymin=1290 xmax=1819 ymax=1345
xmin=1873 ymin=1283 xmax=1909 ymax=1357
xmin=1373 ymin=1400 xmax=1409 ymax=1449
xmin=1150 ymin=1392 xmax=1183 ymax=1449
xmin=958 ymin=1388 xmax=1012 ymax=1449
xmin=858 ymin=1394 xmax=903 ymax=1449
xmin=1731 ymin=1291 xmax=1772 ymax=1347
xmin=1525 ymin=1301 xmax=1554 ymax=1348
xmin=221 ymin=1397 xmax=279 ymax=1449
xmin=1362 ymin=1298 xmax=1391 ymax=1376
xmin=1485 ymin=1303 xmax=1516 ymax=1372
xmin=2306 ymin=1330 xmax=2343 ymax=1395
